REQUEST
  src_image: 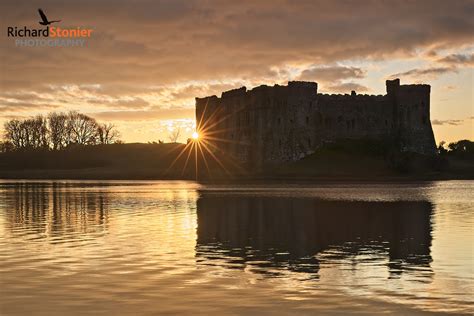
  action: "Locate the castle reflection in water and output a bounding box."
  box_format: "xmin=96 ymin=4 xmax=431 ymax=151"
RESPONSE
xmin=196 ymin=194 xmax=433 ymax=279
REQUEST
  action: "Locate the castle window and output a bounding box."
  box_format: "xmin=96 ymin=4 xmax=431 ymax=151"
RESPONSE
xmin=385 ymin=120 xmax=388 ymax=126
xmin=422 ymin=115 xmax=427 ymax=125
xmin=278 ymin=118 xmax=281 ymax=125
xmin=351 ymin=119 xmax=355 ymax=129
xmin=279 ymin=139 xmax=282 ymax=148
xmin=306 ymin=116 xmax=309 ymax=125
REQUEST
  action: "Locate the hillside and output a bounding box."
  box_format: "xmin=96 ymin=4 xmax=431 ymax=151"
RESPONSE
xmin=0 ymin=142 xmax=238 ymax=180
xmin=0 ymin=140 xmax=472 ymax=180
xmin=271 ymin=140 xmax=474 ymax=180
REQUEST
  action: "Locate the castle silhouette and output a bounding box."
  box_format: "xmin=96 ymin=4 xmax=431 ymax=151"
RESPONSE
xmin=196 ymin=78 xmax=436 ymax=167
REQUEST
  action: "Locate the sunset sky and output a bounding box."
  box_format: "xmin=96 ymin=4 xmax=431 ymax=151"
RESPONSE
xmin=0 ymin=0 xmax=472 ymax=144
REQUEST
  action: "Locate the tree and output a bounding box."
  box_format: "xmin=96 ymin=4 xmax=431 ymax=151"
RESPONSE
xmin=168 ymin=127 xmax=181 ymax=143
xmin=4 ymin=119 xmax=23 ymax=149
xmin=67 ymin=111 xmax=99 ymax=145
xmin=437 ymin=141 xmax=448 ymax=155
xmin=48 ymin=112 xmax=70 ymax=150
xmin=0 ymin=141 xmax=14 ymax=153
xmin=97 ymin=123 xmax=120 ymax=144
xmin=27 ymin=115 xmax=49 ymax=149
xmin=4 ymin=116 xmax=48 ymax=149
xmin=448 ymin=140 xmax=474 ymax=154
xmin=447 ymin=140 xmax=474 ymax=159
xmin=3 ymin=111 xmax=122 ymax=151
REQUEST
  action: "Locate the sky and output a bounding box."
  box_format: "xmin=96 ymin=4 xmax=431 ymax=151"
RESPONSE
xmin=0 ymin=0 xmax=473 ymax=144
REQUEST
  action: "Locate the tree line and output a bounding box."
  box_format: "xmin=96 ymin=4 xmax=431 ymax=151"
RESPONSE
xmin=438 ymin=140 xmax=473 ymax=158
xmin=2 ymin=111 xmax=120 ymax=152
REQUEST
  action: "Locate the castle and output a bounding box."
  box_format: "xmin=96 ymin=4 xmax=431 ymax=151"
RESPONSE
xmin=195 ymin=78 xmax=436 ymax=167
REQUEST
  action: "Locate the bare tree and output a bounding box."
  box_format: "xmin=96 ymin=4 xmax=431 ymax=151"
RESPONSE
xmin=4 ymin=116 xmax=47 ymax=149
xmin=168 ymin=127 xmax=181 ymax=143
xmin=97 ymin=123 xmax=120 ymax=144
xmin=67 ymin=111 xmax=99 ymax=145
xmin=4 ymin=119 xmax=23 ymax=148
xmin=20 ymin=119 xmax=33 ymax=148
xmin=48 ymin=112 xmax=69 ymax=150
xmin=3 ymin=111 xmax=121 ymax=150
xmin=28 ymin=115 xmax=49 ymax=148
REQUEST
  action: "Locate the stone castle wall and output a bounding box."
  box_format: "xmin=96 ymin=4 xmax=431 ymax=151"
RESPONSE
xmin=195 ymin=78 xmax=436 ymax=167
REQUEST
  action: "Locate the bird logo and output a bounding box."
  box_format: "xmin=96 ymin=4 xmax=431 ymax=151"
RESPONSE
xmin=38 ymin=8 xmax=61 ymax=25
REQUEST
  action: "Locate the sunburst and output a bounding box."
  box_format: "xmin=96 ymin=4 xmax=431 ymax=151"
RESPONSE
xmin=165 ymin=98 xmax=248 ymax=180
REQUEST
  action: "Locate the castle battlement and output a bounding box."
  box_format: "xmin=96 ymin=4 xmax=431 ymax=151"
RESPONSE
xmin=222 ymin=86 xmax=247 ymax=98
xmin=317 ymin=93 xmax=385 ymax=100
xmin=196 ymin=79 xmax=436 ymax=166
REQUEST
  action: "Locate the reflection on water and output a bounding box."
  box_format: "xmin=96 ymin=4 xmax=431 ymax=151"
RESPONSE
xmin=6 ymin=182 xmax=110 ymax=238
xmin=196 ymin=196 xmax=433 ymax=280
xmin=0 ymin=181 xmax=473 ymax=315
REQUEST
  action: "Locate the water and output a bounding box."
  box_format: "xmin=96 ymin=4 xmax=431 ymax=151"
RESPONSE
xmin=0 ymin=180 xmax=472 ymax=315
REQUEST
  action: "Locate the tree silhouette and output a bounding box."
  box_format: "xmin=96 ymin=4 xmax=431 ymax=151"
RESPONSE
xmin=3 ymin=111 xmax=121 ymax=151
xmin=168 ymin=127 xmax=181 ymax=143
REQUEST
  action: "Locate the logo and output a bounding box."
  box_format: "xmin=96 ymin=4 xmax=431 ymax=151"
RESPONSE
xmin=38 ymin=8 xmax=61 ymax=25
xmin=7 ymin=8 xmax=94 ymax=47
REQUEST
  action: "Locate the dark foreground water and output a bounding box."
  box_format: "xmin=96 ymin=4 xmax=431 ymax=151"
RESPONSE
xmin=0 ymin=180 xmax=472 ymax=315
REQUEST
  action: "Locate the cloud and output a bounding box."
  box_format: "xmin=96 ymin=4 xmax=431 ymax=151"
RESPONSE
xmin=296 ymin=65 xmax=368 ymax=93
xmin=392 ymin=52 xmax=473 ymax=80
xmin=1 ymin=0 xmax=473 ymax=94
xmin=443 ymin=85 xmax=458 ymax=91
xmin=91 ymin=107 xmax=195 ymax=121
xmin=391 ymin=67 xmax=456 ymax=79
xmin=0 ymin=96 xmax=60 ymax=112
xmin=170 ymin=83 xmax=245 ymax=100
xmin=438 ymin=53 xmax=474 ymax=66
xmin=431 ymin=119 xmax=464 ymax=126
xmin=297 ymin=65 xmax=365 ymax=82
xmin=92 ymin=97 xmax=150 ymax=109
xmin=325 ymin=82 xmax=369 ymax=93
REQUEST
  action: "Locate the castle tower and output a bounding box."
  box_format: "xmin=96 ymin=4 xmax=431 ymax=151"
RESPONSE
xmin=386 ymin=79 xmax=436 ymax=154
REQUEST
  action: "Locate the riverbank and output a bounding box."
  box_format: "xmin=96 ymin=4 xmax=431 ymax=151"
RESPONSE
xmin=1 ymin=141 xmax=472 ymax=181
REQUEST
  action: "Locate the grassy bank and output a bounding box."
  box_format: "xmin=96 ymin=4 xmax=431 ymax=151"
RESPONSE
xmin=0 ymin=140 xmax=472 ymax=180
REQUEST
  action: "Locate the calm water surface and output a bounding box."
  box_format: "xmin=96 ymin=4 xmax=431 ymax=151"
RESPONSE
xmin=0 ymin=180 xmax=472 ymax=315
